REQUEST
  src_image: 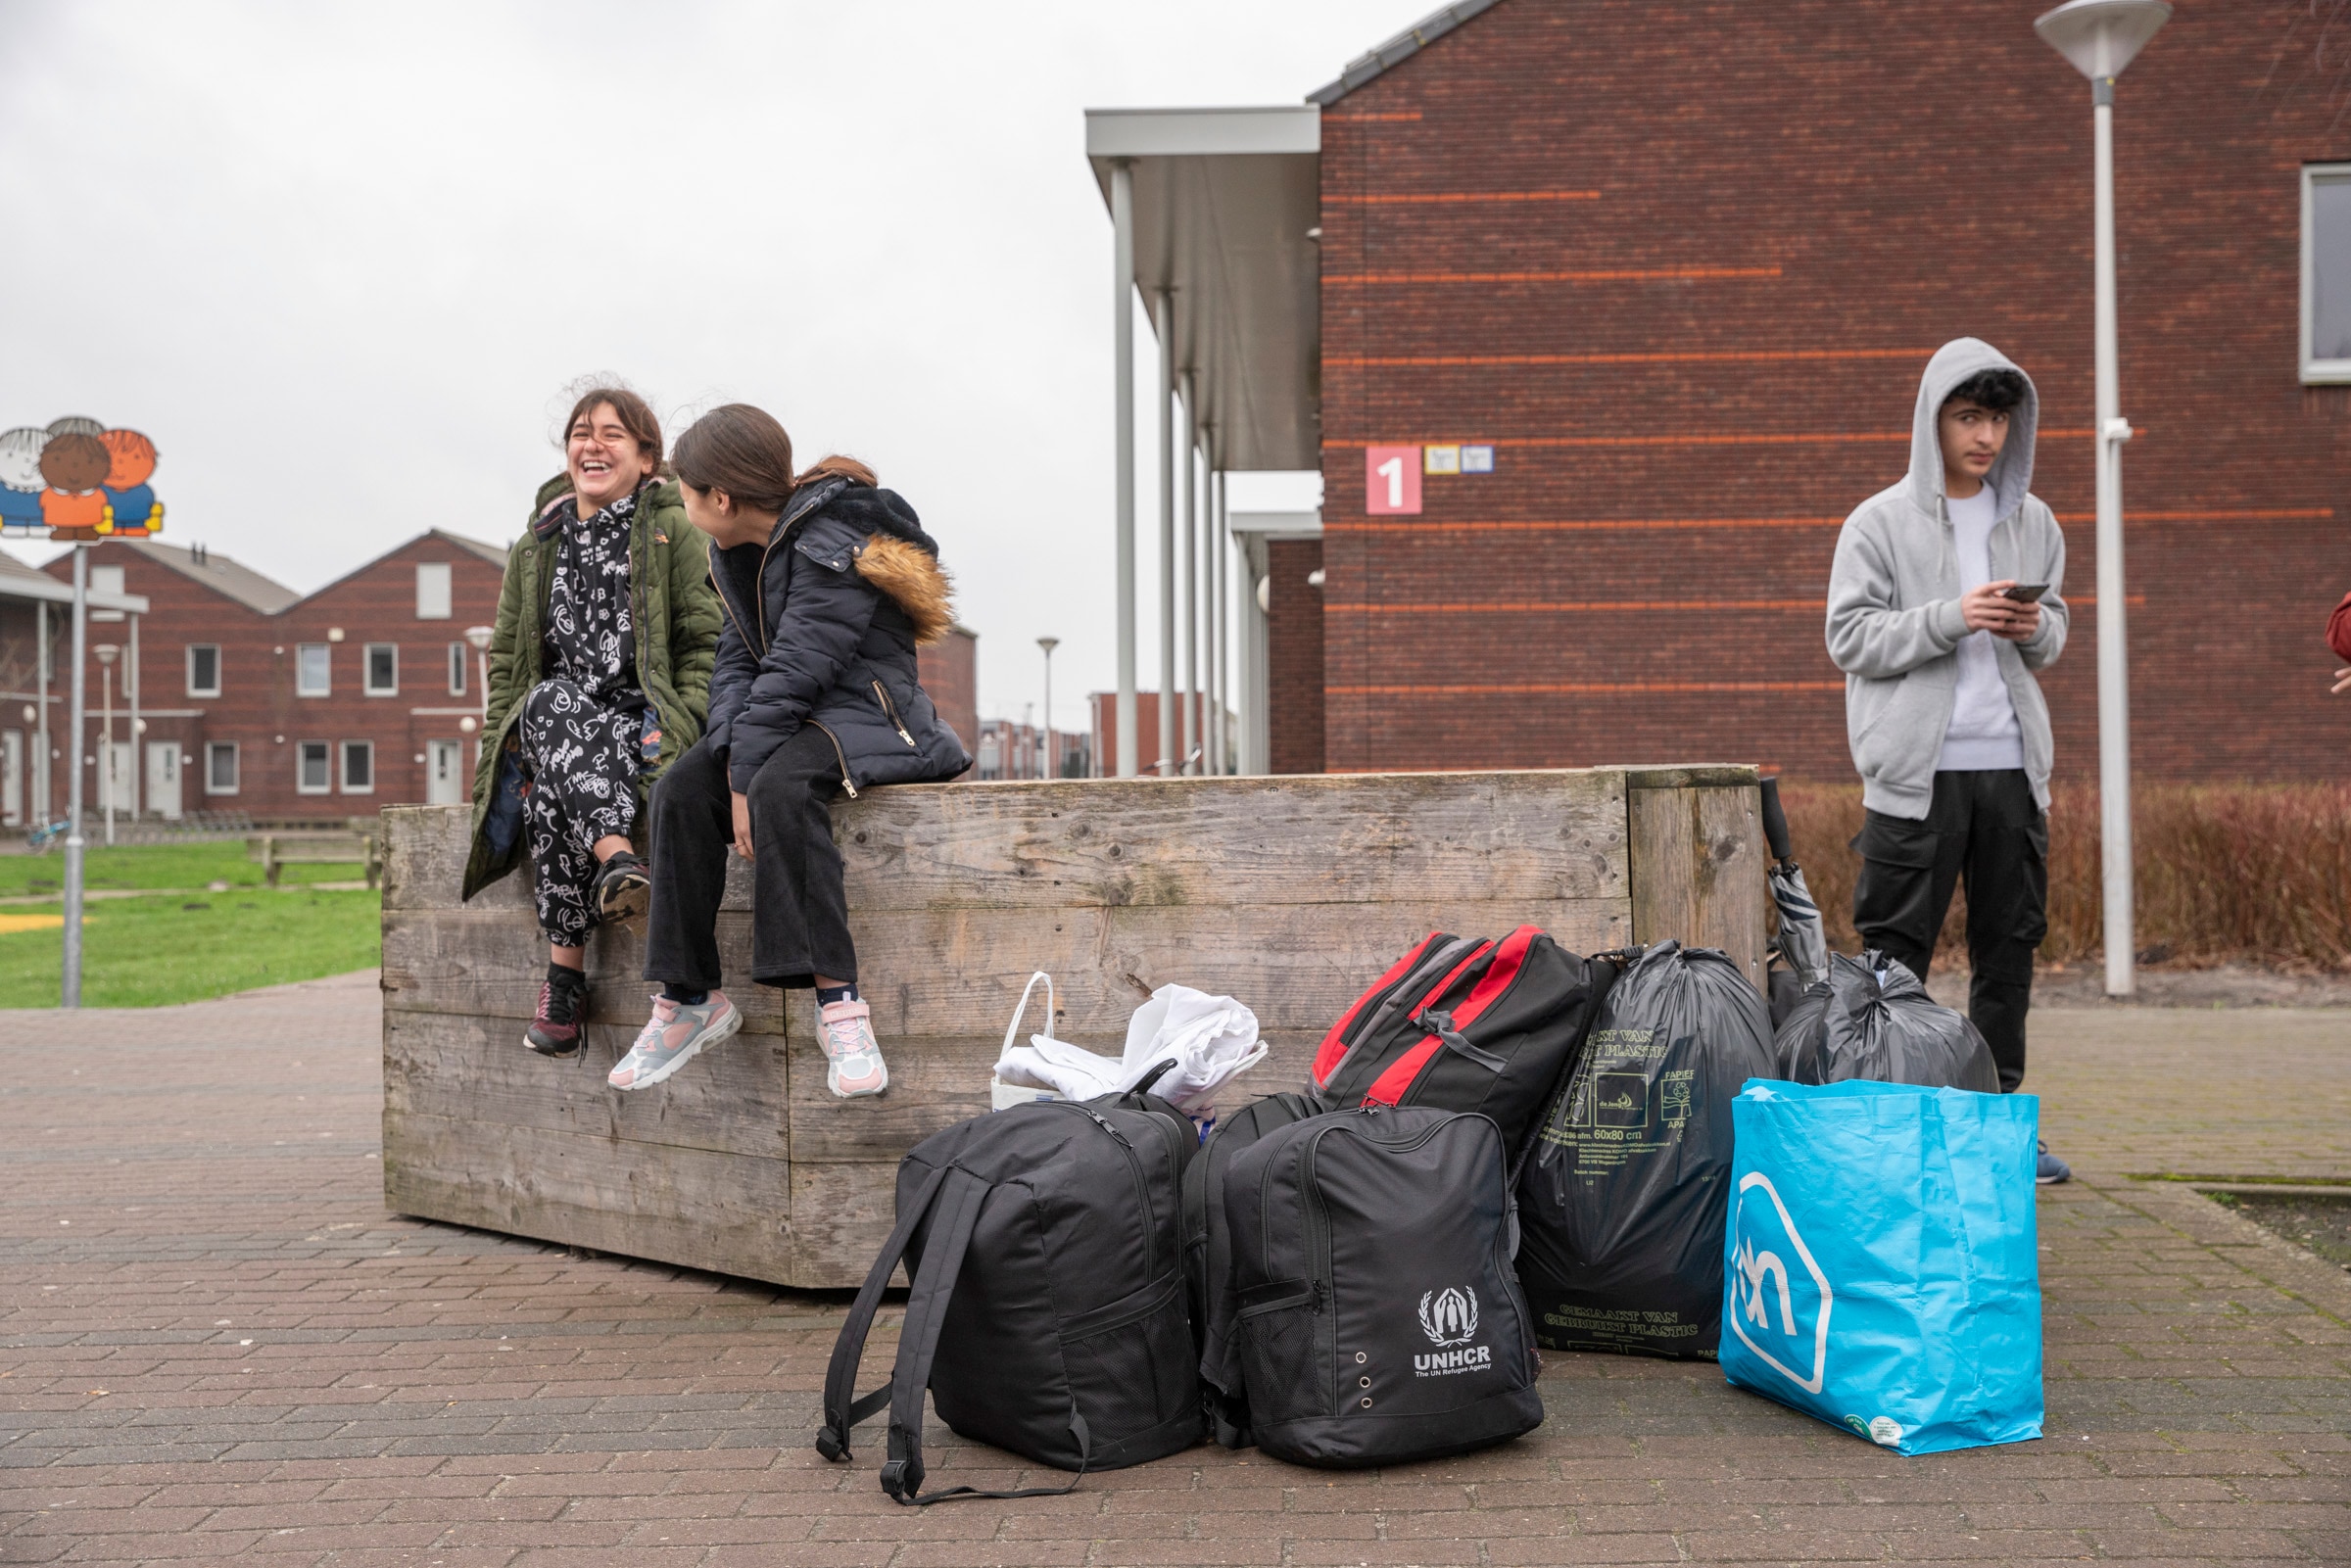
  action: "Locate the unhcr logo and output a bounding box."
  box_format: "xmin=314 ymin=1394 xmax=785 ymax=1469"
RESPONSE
xmin=1414 ymin=1286 xmax=1490 ymax=1376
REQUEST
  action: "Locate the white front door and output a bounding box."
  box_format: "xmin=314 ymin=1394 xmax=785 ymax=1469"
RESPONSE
xmin=147 ymin=741 xmax=182 ymax=820
xmin=1 ymin=731 xmax=21 ymax=827
xmin=99 ymin=741 xmax=135 ymax=815
xmin=427 ymin=739 xmax=464 ymax=805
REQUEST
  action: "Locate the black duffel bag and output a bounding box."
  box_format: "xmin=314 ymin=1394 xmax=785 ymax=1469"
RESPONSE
xmin=1775 ymin=949 xmax=1999 ymax=1091
xmin=1514 ymin=940 xmax=1777 ymax=1360
xmin=817 ymin=1094 xmax=1203 ymax=1503
xmin=1217 ymin=1104 xmax=1544 ymax=1468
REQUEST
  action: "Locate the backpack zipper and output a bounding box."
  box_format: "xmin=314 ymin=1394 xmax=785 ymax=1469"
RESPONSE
xmin=1050 ymin=1102 xmax=1152 ymax=1277
xmin=871 ymin=680 xmax=918 ymax=748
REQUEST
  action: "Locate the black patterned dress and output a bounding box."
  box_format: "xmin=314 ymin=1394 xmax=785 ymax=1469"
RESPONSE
xmin=522 ymin=492 xmax=650 ymax=945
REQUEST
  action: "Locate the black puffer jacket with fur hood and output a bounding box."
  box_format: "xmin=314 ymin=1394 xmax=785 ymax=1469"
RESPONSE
xmin=704 ymin=476 xmax=972 ymax=795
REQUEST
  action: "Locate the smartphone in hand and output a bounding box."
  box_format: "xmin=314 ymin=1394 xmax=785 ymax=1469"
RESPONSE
xmin=1997 ymin=583 xmax=2049 ymax=603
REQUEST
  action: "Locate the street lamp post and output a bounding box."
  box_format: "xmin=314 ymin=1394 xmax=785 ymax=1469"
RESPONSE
xmin=94 ymin=643 xmax=119 ymax=848
xmin=1036 ymin=637 xmax=1060 ymax=781
xmin=61 ymin=547 xmax=88 ymax=1008
xmin=2035 ymin=0 xmax=2170 ymax=999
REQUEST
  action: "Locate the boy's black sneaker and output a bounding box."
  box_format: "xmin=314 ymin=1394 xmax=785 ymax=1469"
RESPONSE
xmin=593 ymin=851 xmax=650 ymax=924
xmin=526 ymin=966 xmax=590 ymax=1057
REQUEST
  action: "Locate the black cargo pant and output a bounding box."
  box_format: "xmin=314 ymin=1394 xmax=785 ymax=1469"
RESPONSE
xmin=1850 ymin=769 xmax=2047 ymax=1094
xmin=642 ymin=730 xmax=856 ymax=993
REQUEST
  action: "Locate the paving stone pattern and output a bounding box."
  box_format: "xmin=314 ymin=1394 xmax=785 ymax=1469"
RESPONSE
xmin=2 ymin=973 xmax=2348 ymax=1566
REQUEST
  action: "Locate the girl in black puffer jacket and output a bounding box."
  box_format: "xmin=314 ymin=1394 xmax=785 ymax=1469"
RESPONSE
xmin=610 ymin=404 xmax=972 ymax=1098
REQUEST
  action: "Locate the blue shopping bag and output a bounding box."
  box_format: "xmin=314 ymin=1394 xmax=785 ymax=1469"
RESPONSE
xmin=1719 ymin=1078 xmax=2042 ymax=1455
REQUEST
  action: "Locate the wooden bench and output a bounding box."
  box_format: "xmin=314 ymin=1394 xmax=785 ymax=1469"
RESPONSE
xmin=253 ymin=832 xmax=382 ymax=889
xmin=378 ymin=766 xmax=1765 ymax=1289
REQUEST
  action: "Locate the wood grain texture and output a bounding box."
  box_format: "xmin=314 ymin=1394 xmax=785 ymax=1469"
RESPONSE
xmin=382 ymin=767 xmax=1760 ymax=1287
xmin=1626 ymin=781 xmax=1767 ymax=988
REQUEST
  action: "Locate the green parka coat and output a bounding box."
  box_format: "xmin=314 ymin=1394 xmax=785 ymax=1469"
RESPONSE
xmin=460 ymin=475 xmax=722 ymax=901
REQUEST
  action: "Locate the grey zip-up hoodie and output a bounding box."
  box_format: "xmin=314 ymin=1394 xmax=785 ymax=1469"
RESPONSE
xmin=1825 ymin=339 xmax=2069 ymax=820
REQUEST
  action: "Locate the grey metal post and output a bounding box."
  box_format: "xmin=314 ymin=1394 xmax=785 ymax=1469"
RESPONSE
xmin=1155 ymin=286 xmax=1176 ymax=778
xmin=61 ymin=547 xmax=87 ymax=1008
xmin=2091 ymin=77 xmax=2135 ymax=998
xmin=99 ymin=652 xmax=116 ymax=847
xmin=1213 ymin=467 xmax=1228 ymax=774
xmin=1179 ymin=373 xmax=1199 ymax=775
xmin=1111 ymin=160 xmax=1139 ymax=779
xmin=34 ymin=599 xmax=48 ymax=824
xmin=127 ymin=613 xmax=140 ymax=820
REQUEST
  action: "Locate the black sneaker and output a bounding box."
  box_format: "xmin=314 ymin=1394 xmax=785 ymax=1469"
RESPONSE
xmin=593 ymin=851 xmax=650 ymax=924
xmin=526 ymin=967 xmax=590 ymax=1056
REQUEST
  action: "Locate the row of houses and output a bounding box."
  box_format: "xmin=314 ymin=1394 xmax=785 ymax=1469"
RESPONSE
xmin=0 ymin=534 xmax=980 ymax=828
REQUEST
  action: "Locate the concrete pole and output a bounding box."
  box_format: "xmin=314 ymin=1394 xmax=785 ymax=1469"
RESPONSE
xmin=1179 ymin=373 xmax=1199 ymax=775
xmin=62 ymin=547 xmax=87 ymax=1008
xmin=1155 ymin=286 xmax=1176 ymax=778
xmin=1112 ymin=160 xmax=1139 ymax=779
xmin=2091 ymin=78 xmax=2136 ymax=999
xmin=100 ymin=657 xmax=115 ymax=847
xmin=1213 ymin=466 xmax=1228 ymax=774
xmin=34 ymin=599 xmax=48 ymax=824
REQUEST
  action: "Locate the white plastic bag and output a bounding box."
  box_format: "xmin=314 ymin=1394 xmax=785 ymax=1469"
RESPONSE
xmin=993 ymin=975 xmax=1266 ymax=1116
xmin=988 ymin=972 xmax=1075 ymax=1110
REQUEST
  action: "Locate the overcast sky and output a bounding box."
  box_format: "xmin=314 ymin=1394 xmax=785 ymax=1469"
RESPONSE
xmin=0 ymin=1 xmax=1422 ymax=731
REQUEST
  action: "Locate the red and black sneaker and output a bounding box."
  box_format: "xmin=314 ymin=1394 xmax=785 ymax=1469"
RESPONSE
xmin=525 ymin=966 xmax=590 ymax=1057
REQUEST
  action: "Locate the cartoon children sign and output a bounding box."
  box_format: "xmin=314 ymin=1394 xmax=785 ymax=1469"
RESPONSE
xmin=0 ymin=419 xmax=164 ymax=541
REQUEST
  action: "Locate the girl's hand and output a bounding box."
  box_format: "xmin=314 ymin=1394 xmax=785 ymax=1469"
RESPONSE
xmin=732 ymin=790 xmax=754 ymax=859
xmin=2332 ymin=667 xmax=2351 ymax=695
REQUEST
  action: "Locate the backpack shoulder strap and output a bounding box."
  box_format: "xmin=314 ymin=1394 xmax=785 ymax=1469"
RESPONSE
xmin=879 ymin=1165 xmax=1094 ymax=1505
xmin=816 ymin=1161 xmax=952 ymax=1464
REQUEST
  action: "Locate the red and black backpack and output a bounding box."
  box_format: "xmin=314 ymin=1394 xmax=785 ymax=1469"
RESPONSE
xmin=1309 ymin=927 xmax=1622 ymax=1161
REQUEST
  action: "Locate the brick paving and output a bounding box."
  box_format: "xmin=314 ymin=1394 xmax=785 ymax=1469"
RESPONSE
xmin=2 ymin=974 xmax=2348 ymax=1566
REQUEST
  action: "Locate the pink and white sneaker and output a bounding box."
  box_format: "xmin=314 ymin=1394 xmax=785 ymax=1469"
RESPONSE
xmin=609 ymin=992 xmax=741 ymax=1091
xmin=817 ymin=998 xmax=888 ymax=1099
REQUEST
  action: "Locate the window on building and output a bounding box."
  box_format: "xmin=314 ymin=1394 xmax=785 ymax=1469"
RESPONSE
xmin=297 ymin=740 xmax=331 ymax=793
xmin=341 ymin=740 xmax=374 ymax=793
xmin=415 ymin=561 xmax=453 ymax=619
xmin=90 ymin=563 xmax=124 ymax=623
xmin=206 ymin=741 xmax=238 ymax=794
xmin=187 ymin=643 xmax=220 ymax=698
xmin=296 ymin=643 xmax=329 ymax=695
xmin=2306 ymin=164 xmax=2351 ymax=381
xmin=447 ymin=641 xmax=467 ymax=696
xmin=364 ymin=642 xmax=398 ymax=695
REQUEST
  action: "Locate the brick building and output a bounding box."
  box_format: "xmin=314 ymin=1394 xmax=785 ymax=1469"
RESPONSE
xmin=7 ymin=533 xmax=505 ymax=824
xmin=1094 ymin=1 xmax=2351 ymax=781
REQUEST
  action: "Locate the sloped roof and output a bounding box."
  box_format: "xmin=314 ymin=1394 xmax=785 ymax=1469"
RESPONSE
xmin=1308 ymin=0 xmax=1503 ymax=104
xmin=432 ymin=529 xmax=510 ymax=567
xmin=0 ymin=546 xmax=147 ymax=612
xmin=106 ymin=540 xmax=298 ymax=615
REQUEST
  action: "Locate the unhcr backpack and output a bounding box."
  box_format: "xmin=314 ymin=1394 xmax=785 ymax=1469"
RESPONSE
xmin=1216 ymin=1104 xmax=1545 ymax=1468
xmin=1515 ymin=940 xmax=1778 ymax=1360
xmin=817 ymin=1095 xmax=1203 ymax=1503
xmin=1310 ymin=927 xmax=1617 ymax=1159
xmin=1183 ymin=1090 xmax=1324 ymax=1447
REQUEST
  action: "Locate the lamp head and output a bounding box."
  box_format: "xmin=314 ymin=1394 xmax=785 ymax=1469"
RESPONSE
xmin=93 ymin=644 xmax=119 ymax=667
xmin=1036 ymin=637 xmax=1060 ymax=655
xmin=463 ymin=625 xmax=494 ymax=652
xmin=2035 ymin=0 xmax=2170 ymax=82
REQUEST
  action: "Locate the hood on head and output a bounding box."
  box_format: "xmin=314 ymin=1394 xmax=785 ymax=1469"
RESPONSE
xmin=1907 ymin=338 xmax=2039 ymax=521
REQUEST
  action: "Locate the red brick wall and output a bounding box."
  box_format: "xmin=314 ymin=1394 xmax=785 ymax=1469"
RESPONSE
xmin=1267 ymin=539 xmax=1326 ymax=775
xmin=1313 ymin=0 xmax=2351 ymax=782
xmin=918 ymin=626 xmax=978 ymax=771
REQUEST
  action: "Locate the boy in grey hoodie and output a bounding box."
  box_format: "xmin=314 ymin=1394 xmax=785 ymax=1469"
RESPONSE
xmin=1826 ymin=337 xmax=2072 ymax=1183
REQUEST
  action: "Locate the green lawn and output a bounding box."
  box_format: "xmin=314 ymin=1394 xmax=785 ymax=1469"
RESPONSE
xmin=0 ymin=840 xmax=359 ymax=898
xmin=0 ymin=843 xmax=380 ymax=1007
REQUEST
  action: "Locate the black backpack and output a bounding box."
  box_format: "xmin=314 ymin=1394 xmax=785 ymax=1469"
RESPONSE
xmin=1182 ymin=1091 xmax=1323 ymax=1447
xmin=1215 ymin=1104 xmax=1545 ymax=1468
xmin=817 ymin=1095 xmax=1204 ymax=1503
xmin=1310 ymin=927 xmax=1617 ymax=1160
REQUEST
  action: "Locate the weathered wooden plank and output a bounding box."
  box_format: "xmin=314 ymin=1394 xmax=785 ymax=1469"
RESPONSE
xmin=384 ymin=1010 xmax=789 ymax=1162
xmin=1621 ymin=765 xmax=1763 ymax=791
xmin=1627 ymin=782 xmax=1767 ymax=988
xmin=382 ymin=1110 xmax=794 ymax=1284
xmin=383 ymin=899 xmax=1634 ymax=1037
xmin=385 ymin=769 xmax=1631 ymax=917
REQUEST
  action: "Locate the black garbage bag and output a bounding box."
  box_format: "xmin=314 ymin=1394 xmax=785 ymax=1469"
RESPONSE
xmin=1775 ymin=950 xmax=1999 ymax=1092
xmin=1514 ymin=940 xmax=1777 ymax=1359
